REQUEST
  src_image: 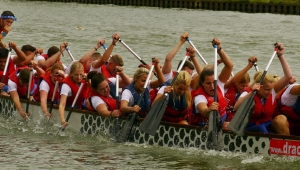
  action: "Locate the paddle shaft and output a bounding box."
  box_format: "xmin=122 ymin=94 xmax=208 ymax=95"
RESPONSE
xmin=254 ymin=62 xmax=259 ymax=71
xmin=211 ymin=45 xmax=219 ymax=146
xmin=186 ymin=38 xmax=208 ymax=65
xmin=49 ymin=81 xmax=59 ymax=114
xmin=25 ymin=68 xmax=33 ymax=113
xmin=118 ymin=39 xmax=157 ymax=77
xmin=66 ymin=47 xmax=75 ymax=61
xmin=1 ymin=47 xmax=11 ymax=83
xmin=118 ymin=39 xmax=147 ymax=65
xmin=65 ymin=83 xmax=84 ymax=122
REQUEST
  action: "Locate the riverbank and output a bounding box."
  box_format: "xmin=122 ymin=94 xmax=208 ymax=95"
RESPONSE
xmin=28 ymin=0 xmax=300 ymax=15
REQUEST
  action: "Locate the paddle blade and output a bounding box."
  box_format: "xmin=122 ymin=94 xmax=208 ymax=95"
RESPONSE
xmin=117 ymin=112 xmax=138 ymax=143
xmin=206 ymin=111 xmax=223 ymax=150
xmin=228 ymin=96 xmax=255 ymax=136
xmin=139 ymin=96 xmax=168 ymax=136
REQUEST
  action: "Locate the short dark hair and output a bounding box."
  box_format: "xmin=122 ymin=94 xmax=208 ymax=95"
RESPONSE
xmin=47 ymin=46 xmax=59 ymax=58
xmin=19 ymin=68 xmax=31 ymax=84
xmin=91 ymin=73 xmax=107 ymax=90
xmin=177 ymin=60 xmax=195 ymax=71
xmin=21 ymin=45 xmax=36 ymax=53
xmin=0 ymin=48 xmax=9 ymax=59
xmin=1 ymin=11 xmax=15 ymax=17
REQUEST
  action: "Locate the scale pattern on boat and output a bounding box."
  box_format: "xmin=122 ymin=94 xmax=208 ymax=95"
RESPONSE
xmin=0 ymin=97 xmax=270 ymax=155
xmin=79 ymin=113 xmax=270 ymax=155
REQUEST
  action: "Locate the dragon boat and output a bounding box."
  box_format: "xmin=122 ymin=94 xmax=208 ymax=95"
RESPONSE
xmin=1 ymin=95 xmax=300 ymax=157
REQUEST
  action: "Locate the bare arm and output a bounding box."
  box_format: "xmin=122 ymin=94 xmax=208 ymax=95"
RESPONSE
xmin=224 ymin=56 xmax=257 ymax=89
xmin=79 ymin=39 xmax=105 ymax=64
xmin=58 ymin=94 xmax=68 ymax=127
xmin=40 ymin=90 xmax=51 ymax=117
xmin=92 ymin=34 xmax=120 ymax=69
xmin=290 ymin=85 xmax=300 ymax=95
xmin=10 ymin=90 xmax=28 ymax=120
xmin=38 ymin=42 xmax=67 ymax=68
xmin=273 ymin=43 xmax=292 ymax=93
xmin=213 ymin=38 xmax=233 ymax=83
xmin=9 ymin=42 xmax=27 ymax=65
xmin=162 ymin=32 xmax=188 ymax=74
xmin=150 ymin=58 xmax=165 ymax=88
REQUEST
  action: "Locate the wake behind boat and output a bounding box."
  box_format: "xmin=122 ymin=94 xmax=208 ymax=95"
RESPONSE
xmin=1 ymin=95 xmax=299 ymax=157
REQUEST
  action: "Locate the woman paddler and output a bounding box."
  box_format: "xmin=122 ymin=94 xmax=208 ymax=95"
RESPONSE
xmin=88 ymin=66 xmax=131 ymax=117
xmin=120 ymin=57 xmax=165 ymax=118
xmin=191 ymin=38 xmax=233 ymax=126
xmin=32 ymin=63 xmax=65 ymax=118
xmin=234 ymin=43 xmax=292 ymax=134
xmin=8 ymin=60 xmax=45 ymax=120
xmin=223 ymin=56 xmax=257 ymax=129
xmin=58 ymin=61 xmax=89 ymax=128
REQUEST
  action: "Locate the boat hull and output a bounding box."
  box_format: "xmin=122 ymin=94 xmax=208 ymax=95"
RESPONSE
xmin=1 ymin=95 xmax=299 ymax=156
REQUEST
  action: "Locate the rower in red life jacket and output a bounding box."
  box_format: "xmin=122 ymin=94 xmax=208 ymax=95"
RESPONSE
xmin=234 ymin=43 xmax=292 ymax=134
xmin=121 ymin=57 xmax=165 ymax=118
xmin=191 ymin=38 xmax=233 ymax=127
xmin=35 ymin=42 xmax=68 ymax=72
xmin=90 ymin=34 xmax=124 ymax=79
xmin=149 ymin=34 xmax=203 ymax=104
xmin=7 ymin=60 xmax=45 ymax=120
xmin=32 ymin=63 xmax=65 ymax=119
xmin=273 ymin=76 xmax=298 ymax=136
xmin=58 ymin=61 xmax=89 ymax=128
xmin=65 ymin=39 xmax=105 ymax=74
xmin=0 ymin=42 xmax=27 ymax=95
xmin=0 ymin=11 xmax=16 ymax=41
xmin=222 ymin=56 xmax=257 ymax=129
xmin=153 ymin=70 xmax=192 ymax=124
xmin=64 ymin=39 xmax=106 ymax=110
xmin=88 ymin=67 xmax=131 ymax=117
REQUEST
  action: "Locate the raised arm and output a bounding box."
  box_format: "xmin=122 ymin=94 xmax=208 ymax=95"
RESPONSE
xmin=92 ymin=34 xmax=120 ymax=69
xmin=79 ymin=39 xmax=105 ymax=64
xmin=224 ymin=56 xmax=257 ymax=89
xmin=9 ymin=42 xmax=27 ymax=64
xmin=213 ymin=38 xmax=233 ymax=83
xmin=149 ymin=57 xmax=165 ymax=88
xmin=162 ymin=32 xmax=188 ymax=74
xmin=32 ymin=60 xmax=45 ymax=76
xmin=115 ymin=66 xmax=131 ymax=88
xmin=273 ymin=43 xmax=293 ymax=93
xmin=38 ymin=42 xmax=67 ymax=68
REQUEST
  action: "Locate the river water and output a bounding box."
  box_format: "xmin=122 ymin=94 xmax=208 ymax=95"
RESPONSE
xmin=1 ymin=0 xmax=300 ymax=169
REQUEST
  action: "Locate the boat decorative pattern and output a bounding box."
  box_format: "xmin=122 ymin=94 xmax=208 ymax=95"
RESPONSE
xmin=80 ymin=114 xmax=270 ymax=155
xmin=0 ymin=97 xmax=269 ymax=155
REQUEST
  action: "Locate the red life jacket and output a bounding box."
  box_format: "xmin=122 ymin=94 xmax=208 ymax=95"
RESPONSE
xmin=274 ymin=87 xmax=300 ymax=122
xmin=190 ymin=85 xmax=227 ymax=126
xmin=62 ymin=76 xmax=87 ymax=108
xmin=224 ymin=85 xmax=239 ymax=121
xmin=41 ymin=53 xmax=48 ymax=60
xmin=149 ymin=88 xmax=158 ymax=104
xmin=244 ymin=87 xmax=275 ymax=124
xmin=88 ymin=90 xmax=118 ymax=112
xmin=163 ymin=103 xmax=190 ymax=123
xmin=0 ymin=56 xmax=16 ymax=85
xmin=8 ymin=68 xmax=35 ymax=99
xmin=101 ymin=65 xmax=115 ymax=79
xmin=32 ymin=72 xmax=62 ymax=102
